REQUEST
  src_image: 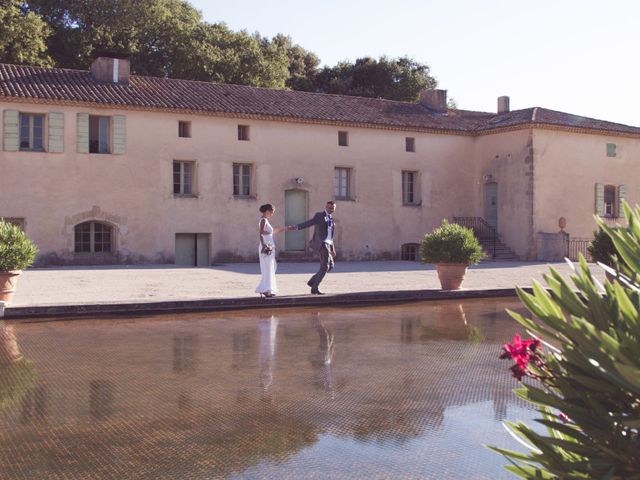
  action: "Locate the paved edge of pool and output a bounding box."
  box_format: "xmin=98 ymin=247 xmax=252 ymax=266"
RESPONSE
xmin=2 ymin=287 xmax=533 ymax=321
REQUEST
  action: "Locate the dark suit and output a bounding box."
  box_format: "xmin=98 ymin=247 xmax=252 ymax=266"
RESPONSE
xmin=296 ymin=211 xmax=335 ymax=290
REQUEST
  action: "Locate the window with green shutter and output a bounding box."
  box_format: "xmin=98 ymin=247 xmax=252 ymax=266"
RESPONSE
xmin=3 ymin=109 xmax=19 ymax=151
xmin=48 ymin=112 xmax=64 ymax=153
xmin=606 ymin=143 xmax=616 ymax=157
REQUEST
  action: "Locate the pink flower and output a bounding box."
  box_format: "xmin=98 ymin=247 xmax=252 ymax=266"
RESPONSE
xmin=500 ymin=334 xmax=541 ymax=380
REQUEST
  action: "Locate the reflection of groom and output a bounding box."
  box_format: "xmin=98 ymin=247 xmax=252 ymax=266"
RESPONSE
xmin=293 ymin=201 xmax=337 ymax=295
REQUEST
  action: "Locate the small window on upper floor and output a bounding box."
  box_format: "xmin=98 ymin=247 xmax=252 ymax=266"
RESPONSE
xmin=405 ymin=137 xmax=415 ymax=153
xmin=89 ymin=115 xmax=110 ymax=154
xmin=19 ymin=113 xmax=44 ymax=151
xmin=606 ymin=143 xmax=616 ymax=157
xmin=178 ymin=121 xmax=191 ymax=138
xmin=238 ymin=125 xmax=250 ymax=141
xmin=338 ymin=131 xmax=349 ymax=147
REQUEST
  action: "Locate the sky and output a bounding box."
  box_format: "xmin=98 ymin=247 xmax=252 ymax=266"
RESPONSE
xmin=189 ymin=0 xmax=640 ymax=126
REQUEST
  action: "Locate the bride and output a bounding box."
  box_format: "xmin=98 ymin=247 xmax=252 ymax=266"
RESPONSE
xmin=255 ymin=204 xmax=287 ymax=297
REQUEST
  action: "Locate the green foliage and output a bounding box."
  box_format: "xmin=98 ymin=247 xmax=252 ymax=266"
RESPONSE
xmin=489 ymin=202 xmax=640 ymax=478
xmin=0 ymin=0 xmax=52 ymax=66
xmin=13 ymin=1 xmax=440 ymax=100
xmin=420 ymin=220 xmax=484 ymax=265
xmin=311 ymin=56 xmax=437 ymax=101
xmin=0 ymin=220 xmax=38 ymax=271
xmin=588 ymin=227 xmax=618 ymax=266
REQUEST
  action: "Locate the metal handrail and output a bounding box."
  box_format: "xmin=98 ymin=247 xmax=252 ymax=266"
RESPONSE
xmin=452 ymin=216 xmax=498 ymax=258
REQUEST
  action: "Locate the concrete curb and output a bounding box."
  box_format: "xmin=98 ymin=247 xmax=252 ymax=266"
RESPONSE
xmin=3 ymin=287 xmax=531 ymax=321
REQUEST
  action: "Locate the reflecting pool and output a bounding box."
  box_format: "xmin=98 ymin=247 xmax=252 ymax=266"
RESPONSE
xmin=0 ymin=298 xmax=536 ymax=479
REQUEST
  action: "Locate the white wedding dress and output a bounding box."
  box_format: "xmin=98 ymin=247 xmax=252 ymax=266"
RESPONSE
xmin=255 ymin=218 xmax=278 ymax=295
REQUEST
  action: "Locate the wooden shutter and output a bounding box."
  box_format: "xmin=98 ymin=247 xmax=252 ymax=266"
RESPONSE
xmin=617 ymin=184 xmax=627 ymax=216
xmin=595 ymin=183 xmax=605 ymax=216
xmin=77 ymin=113 xmax=89 ymax=153
xmin=112 ymin=115 xmax=126 ymax=154
xmin=3 ymin=109 xmax=19 ymax=151
xmin=48 ymin=112 xmax=64 ymax=153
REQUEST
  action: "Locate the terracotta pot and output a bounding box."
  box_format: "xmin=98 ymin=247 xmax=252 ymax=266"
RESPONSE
xmin=435 ymin=263 xmax=468 ymax=290
xmin=0 ymin=270 xmax=22 ymax=304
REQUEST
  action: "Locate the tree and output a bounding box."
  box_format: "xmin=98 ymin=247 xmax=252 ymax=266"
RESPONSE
xmin=271 ymin=34 xmax=320 ymax=91
xmin=311 ymin=56 xmax=437 ymax=102
xmin=0 ymin=0 xmax=52 ymax=67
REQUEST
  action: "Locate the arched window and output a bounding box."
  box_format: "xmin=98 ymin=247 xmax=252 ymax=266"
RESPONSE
xmin=401 ymin=243 xmax=420 ymax=261
xmin=74 ymin=221 xmax=113 ymax=253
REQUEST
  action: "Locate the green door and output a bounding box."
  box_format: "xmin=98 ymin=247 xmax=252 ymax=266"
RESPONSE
xmin=175 ymin=233 xmax=210 ymax=266
xmin=284 ymin=189 xmax=307 ymax=251
xmin=484 ymin=182 xmax=498 ymax=229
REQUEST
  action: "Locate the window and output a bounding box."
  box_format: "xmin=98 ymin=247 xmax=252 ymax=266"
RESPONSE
xmin=178 ymin=121 xmax=191 ymax=138
xmin=233 ymin=163 xmax=252 ymax=196
xmin=74 ymin=221 xmax=113 ymax=253
xmin=19 ymin=113 xmax=44 ymax=151
xmin=338 ymin=131 xmax=349 ymax=146
xmin=604 ymin=185 xmax=616 ymax=217
xmin=173 ymin=161 xmax=195 ymax=195
xmin=606 ymin=143 xmax=616 ymax=157
xmin=405 ymin=137 xmax=415 ymax=152
xmin=238 ymin=125 xmax=250 ymax=141
xmin=334 ymin=167 xmax=352 ymax=200
xmin=401 ymin=243 xmax=420 ymax=261
xmin=89 ymin=115 xmax=110 ymax=153
xmin=596 ymin=183 xmax=626 ymax=218
xmin=402 ymin=171 xmax=420 ymax=205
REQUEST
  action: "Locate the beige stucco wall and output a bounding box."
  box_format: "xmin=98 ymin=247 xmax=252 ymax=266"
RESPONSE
xmin=472 ymin=129 xmax=534 ymax=259
xmin=532 ymin=129 xmax=640 ymax=241
xmin=1 ymin=101 xmax=478 ymax=264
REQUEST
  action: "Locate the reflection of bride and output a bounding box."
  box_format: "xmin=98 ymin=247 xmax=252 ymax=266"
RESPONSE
xmin=258 ymin=316 xmax=278 ymax=395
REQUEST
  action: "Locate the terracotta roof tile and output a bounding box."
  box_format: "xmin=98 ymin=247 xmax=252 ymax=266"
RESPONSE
xmin=1 ymin=63 xmax=639 ymax=136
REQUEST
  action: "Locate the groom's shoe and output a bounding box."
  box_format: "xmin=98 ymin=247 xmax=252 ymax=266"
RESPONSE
xmin=311 ymin=287 xmax=325 ymax=295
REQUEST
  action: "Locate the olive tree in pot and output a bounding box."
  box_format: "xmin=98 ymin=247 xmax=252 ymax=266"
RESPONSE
xmin=420 ymin=220 xmax=484 ymax=290
xmin=0 ymin=220 xmax=38 ymax=304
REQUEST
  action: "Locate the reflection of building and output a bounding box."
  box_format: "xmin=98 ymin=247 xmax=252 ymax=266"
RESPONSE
xmin=0 ymin=298 xmax=530 ymax=478
xmin=2 ymin=57 xmax=639 ymax=264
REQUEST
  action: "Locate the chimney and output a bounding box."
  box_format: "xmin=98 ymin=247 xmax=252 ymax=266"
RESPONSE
xmin=90 ymin=56 xmax=130 ymax=85
xmin=419 ymin=89 xmax=448 ymax=113
xmin=497 ymin=96 xmax=510 ymax=114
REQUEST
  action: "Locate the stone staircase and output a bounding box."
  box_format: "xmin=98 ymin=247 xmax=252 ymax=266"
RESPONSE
xmin=452 ymin=216 xmax=520 ymax=261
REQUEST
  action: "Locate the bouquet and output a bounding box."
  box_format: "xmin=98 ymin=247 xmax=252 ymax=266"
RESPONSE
xmin=261 ymin=243 xmax=274 ymax=255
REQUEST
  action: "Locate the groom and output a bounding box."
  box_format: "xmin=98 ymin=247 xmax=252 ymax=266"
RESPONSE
xmin=292 ymin=201 xmax=337 ymax=295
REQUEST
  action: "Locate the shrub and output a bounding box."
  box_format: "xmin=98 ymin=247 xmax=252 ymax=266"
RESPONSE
xmin=0 ymin=220 xmax=38 ymax=271
xmin=420 ymin=220 xmax=484 ymax=265
xmin=489 ymin=202 xmax=640 ymax=478
xmin=588 ymin=227 xmax=618 ymax=266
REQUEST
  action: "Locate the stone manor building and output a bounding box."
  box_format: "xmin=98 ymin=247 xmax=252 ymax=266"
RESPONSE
xmin=1 ymin=57 xmax=638 ymax=265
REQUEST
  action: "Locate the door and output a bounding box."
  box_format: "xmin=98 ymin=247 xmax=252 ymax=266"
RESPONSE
xmin=175 ymin=233 xmax=210 ymax=266
xmin=484 ymin=182 xmax=498 ymax=229
xmin=284 ymin=189 xmax=307 ymax=251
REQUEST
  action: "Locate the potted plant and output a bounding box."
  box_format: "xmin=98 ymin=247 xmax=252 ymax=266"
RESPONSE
xmin=420 ymin=220 xmax=484 ymax=290
xmin=0 ymin=220 xmax=38 ymax=304
xmin=588 ymin=227 xmax=621 ymax=282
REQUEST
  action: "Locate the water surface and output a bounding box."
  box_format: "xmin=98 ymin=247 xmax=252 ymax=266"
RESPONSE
xmin=0 ymin=298 xmax=536 ymax=479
